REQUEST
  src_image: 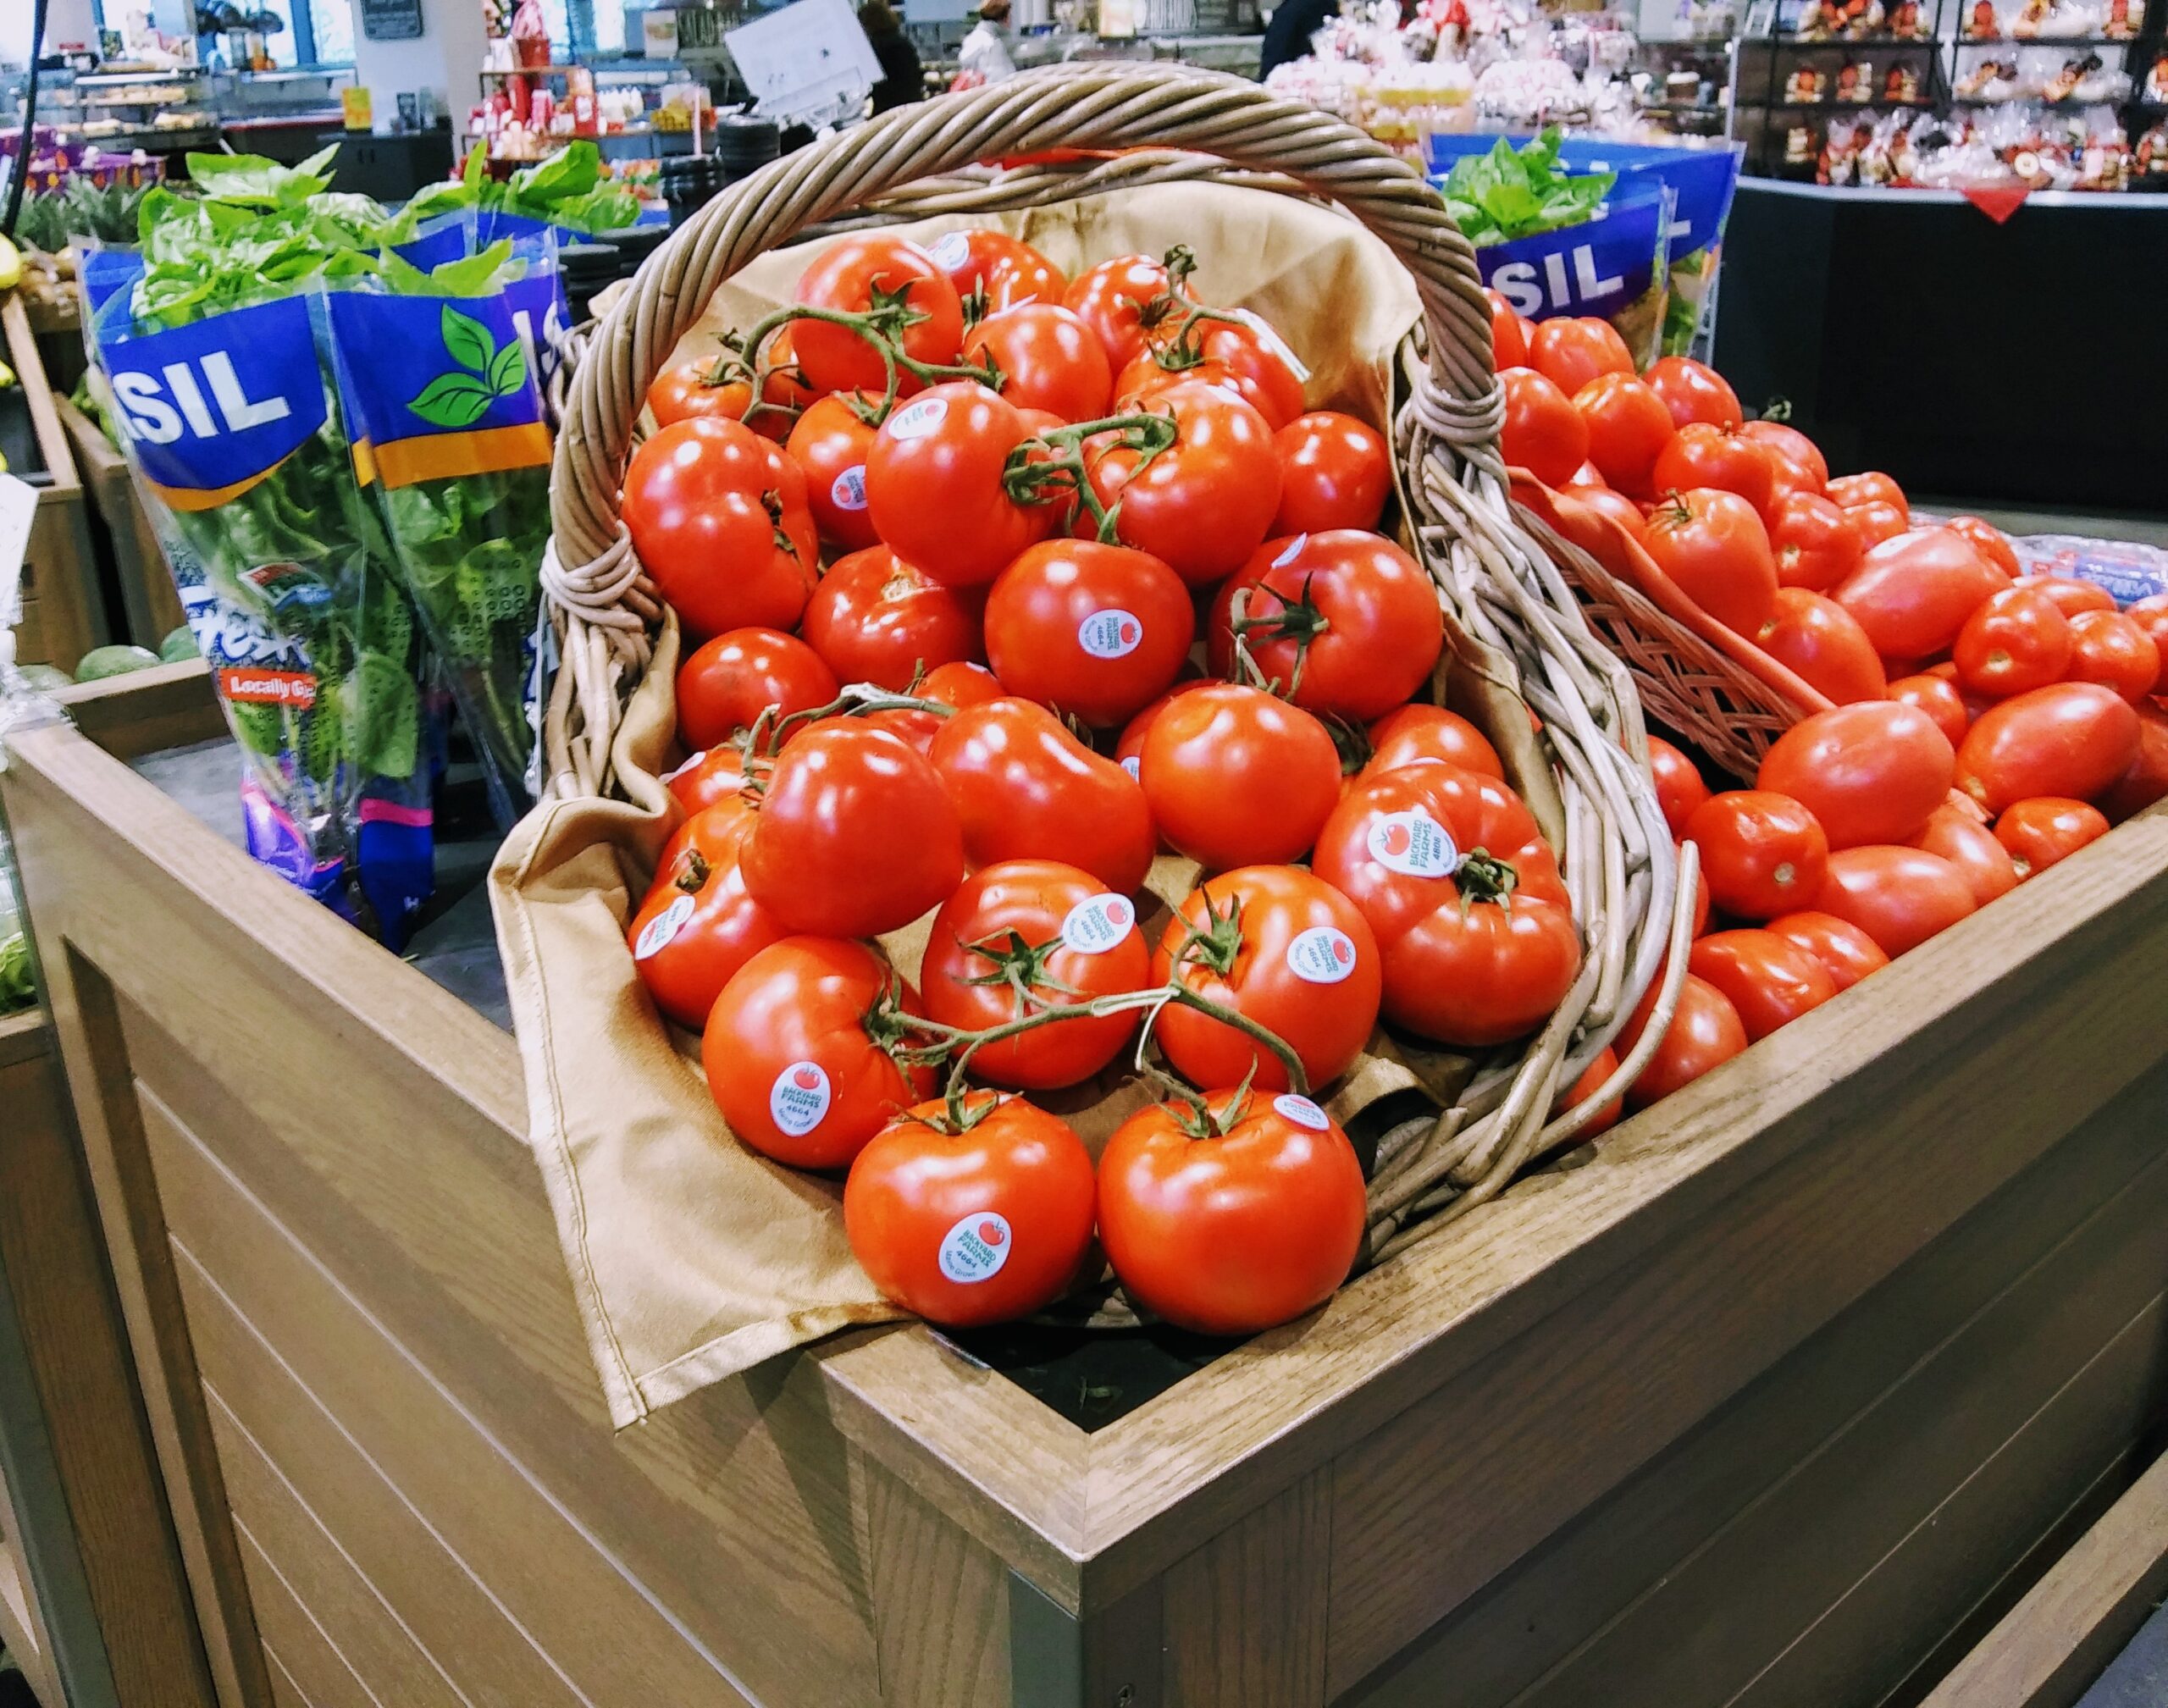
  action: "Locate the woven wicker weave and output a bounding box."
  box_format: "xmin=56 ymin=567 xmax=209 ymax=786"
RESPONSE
xmin=538 ymin=63 xmax=1694 ymax=1258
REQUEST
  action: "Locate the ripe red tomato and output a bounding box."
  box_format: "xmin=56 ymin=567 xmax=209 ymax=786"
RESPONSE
xmin=926 ymin=696 xmax=1154 ymax=894
xmin=1995 ymin=797 xmax=2110 ymax=878
xmin=1648 ymin=734 xmax=1712 ymax=838
xmin=1529 ymin=318 xmax=1634 ymax=397
xmin=1887 ymin=673 xmax=1971 ymax=749
xmin=2121 ymin=595 xmax=2168 ymax=694
xmin=800 ymin=546 xmax=983 ymax=692
xmin=792 ymin=235 xmax=965 ymax=395
xmin=1766 ymin=909 xmax=1889 ymax=992
xmin=1557 ymin=1045 xmax=1623 ymax=1140
xmin=1741 ymin=419 xmax=1828 ymax=488
xmin=983 ymin=539 xmax=1192 ymax=726
xmin=865 ymin=382 xmax=1052 ymax=589
xmin=1910 ymin=802 xmax=2019 ymax=905
xmin=628 ymin=799 xmax=788 ymax=1028
xmin=962 ymin=302 xmax=1114 ymax=423
xmin=1756 ymin=701 xmax=1954 ymax=849
xmin=2016 ymin=574 xmax=2118 ymax=619
xmin=1573 ymin=373 xmax=1675 ymax=495
xmin=1756 ymin=588 xmax=1888 ymax=705
xmin=1208 ymin=531 xmax=1443 ymax=722
xmin=1552 ymin=485 xmax=1652 ymax=559
xmin=1485 ymin=288 xmax=1529 ymax=371
xmin=1082 ymin=380 xmax=1281 ymax=587
xmin=1272 ymin=411 xmax=1392 ymax=534
xmin=647 ymin=340 xmax=815 ymax=439
xmin=1650 ymin=423 xmax=1776 ymax=518
xmin=676 ymin=627 xmax=838 ymax=752
xmin=1688 ymin=930 xmax=1836 ymax=1041
xmin=1312 ymin=763 xmax=1579 ymax=1047
xmin=1140 ymin=683 xmax=1342 ymax=870
xmin=1955 ymin=683 xmax=2142 ymax=815
xmin=1684 ymin=789 xmax=1830 ymax=920
xmin=1112 ymin=679 xmax=1208 ymax=782
xmin=742 ymin=724 xmax=964 ymax=937
xmin=1828 ymin=528 xmax=2013 ymax=663
xmin=924 ymin=227 xmax=1066 ymax=314
xmin=702 ymin=937 xmax=934 ymax=1169
xmin=784 ymin=391 xmax=881 ymax=550
xmin=1618 ymin=973 xmax=1748 ymax=1108
xmin=1953 ymin=587 xmax=2071 ymax=698
xmin=666 ymin=743 xmax=755 ymax=815
xmin=1121 ymin=318 xmax=1307 ymax=430
xmin=919 ymin=860 xmax=1149 ymax=1090
xmin=1362 ymin=704 xmax=1504 ymax=782
xmin=1153 ymin=865 xmax=1381 ymax=1091
xmin=844 ymin=1090 xmax=1097 ymax=1327
xmin=1063 ymin=253 xmax=1174 ymax=369
xmin=1684 ymin=845 xmax=1712 ymax=936
xmin=2065 ymin=610 xmax=2162 ymax=705
xmin=922 ymin=659 xmax=1003 ymax=708
xmin=1763 ymin=450 xmax=1820 ymax=511
xmin=1499 ymin=367 xmax=1588 ymax=489
xmin=1642 ymin=488 xmax=1779 ymax=638
xmin=1767 ymin=492 xmax=1861 ymax=593
xmin=1641 ymin=356 xmax=1745 ymax=432
xmin=1826 ymin=471 xmax=1907 ymax=516
xmin=1097 ymin=1087 xmax=1365 ymax=1335
xmin=622 ymin=417 xmax=819 ymax=638
xmin=2101 ymin=705 xmax=2168 ymax=823
xmin=1845 ymin=499 xmax=1910 ymax=551
xmin=1812 ymin=844 xmax=1977 ymax=957
xmin=1944 ymin=515 xmax=2019 ymax=577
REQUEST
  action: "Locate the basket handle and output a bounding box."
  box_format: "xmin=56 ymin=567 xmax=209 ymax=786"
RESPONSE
xmin=548 ymin=64 xmax=1501 ymax=578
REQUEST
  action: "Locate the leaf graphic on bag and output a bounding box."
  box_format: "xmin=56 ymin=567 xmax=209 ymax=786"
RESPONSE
xmin=440 ymin=304 xmax=498 ymax=373
xmin=407 ymin=373 xmax=497 ymax=428
xmin=487 ymin=339 xmax=528 ymax=397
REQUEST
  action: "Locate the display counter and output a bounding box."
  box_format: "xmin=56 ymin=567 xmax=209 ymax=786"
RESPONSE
xmin=7 ymin=663 xmax=2168 ymax=1704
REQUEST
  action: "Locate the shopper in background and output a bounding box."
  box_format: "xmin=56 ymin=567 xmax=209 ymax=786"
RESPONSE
xmin=860 ymin=0 xmax=927 ymax=112
xmin=958 ymin=0 xmax=1020 ymax=83
xmin=1258 ymin=0 xmax=1339 ymax=77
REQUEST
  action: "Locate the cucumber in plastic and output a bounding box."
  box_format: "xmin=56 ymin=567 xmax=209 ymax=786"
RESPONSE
xmin=73 ymin=644 xmax=162 ymax=682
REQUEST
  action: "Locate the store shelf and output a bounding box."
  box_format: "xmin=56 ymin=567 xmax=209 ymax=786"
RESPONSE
xmin=1947 ymin=90 xmax=2134 ymax=101
xmin=1781 ymin=31 xmax=1943 ymax=43
xmin=1955 ymin=33 xmax=2147 ymax=43
xmin=73 ymin=66 xmax=208 ymax=83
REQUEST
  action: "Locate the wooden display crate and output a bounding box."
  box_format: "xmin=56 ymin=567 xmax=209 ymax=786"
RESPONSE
xmin=54 ymin=393 xmax=186 ymax=653
xmin=3 ymin=295 xmax=108 ymax=676
xmin=3 ymin=687 xmax=2168 ymax=1706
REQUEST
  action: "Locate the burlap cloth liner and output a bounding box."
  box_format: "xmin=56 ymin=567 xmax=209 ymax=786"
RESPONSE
xmin=490 ymin=180 xmax=1560 ymax=1429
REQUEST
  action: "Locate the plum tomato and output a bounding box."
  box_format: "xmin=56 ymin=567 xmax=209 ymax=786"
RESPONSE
xmin=1140 ymin=683 xmax=1342 ymax=871
xmin=1767 ymin=492 xmax=1862 ymax=593
xmin=1573 ymin=373 xmax=1676 ymax=495
xmin=1684 ymin=789 xmax=1831 ymax=921
xmin=1811 ymin=844 xmax=1977 ymax=958
xmin=1641 ymin=488 xmax=1779 ymax=638
xmin=2101 ymin=705 xmax=2168 ymax=823
xmin=1888 ymin=673 xmax=1972 ymax=749
xmin=1618 ymin=972 xmax=1747 ymax=1108
xmin=1687 ymin=929 xmax=1837 ymax=1041
xmin=1828 ymin=527 xmax=2013 ymax=663
xmin=925 ymin=227 xmax=1067 ymax=315
xmin=1650 ymin=423 xmax=1777 ymax=519
xmin=1063 ymin=253 xmax=1174 ymax=370
xmin=1272 ymin=411 xmax=1393 ymax=534
xmin=1953 ymin=587 xmax=2072 ymax=698
xmin=1756 ymin=700 xmax=1955 ymax=849
xmin=1765 ymin=909 xmax=1889 ymax=992
xmin=983 ymin=539 xmax=1193 ymax=726
xmin=963 ymin=302 xmax=1114 ymax=423
xmin=1756 ymin=588 xmax=1888 ymax=705
xmin=865 ymin=382 xmax=1053 ymax=588
xmin=628 ymin=798 xmax=788 ymax=1030
xmin=786 ymin=391 xmax=882 ymax=551
xmin=1648 ymin=734 xmax=1713 ymax=837
xmin=1557 ymin=1045 xmax=1624 ymax=1141
xmin=1499 ymin=367 xmax=1588 ymax=489
xmin=1741 ymin=418 xmax=1828 ymax=488
xmin=1529 ymin=317 xmax=1634 ymax=397
xmin=1954 ymin=683 xmax=2142 ymax=815
xmin=1081 ymin=379 xmax=1281 ymax=587
xmin=2121 ymin=595 xmax=2168 ymax=694
xmin=1845 ymin=499 xmax=1911 ymax=551
xmin=1994 ymin=796 xmax=2111 ymax=878
xmin=1362 ymin=704 xmax=1505 ymax=783
xmin=800 ymin=545 xmax=983 ymax=691
xmin=2064 ymin=609 xmax=2162 ymax=705
xmin=1645 ymin=357 xmax=1745 ymax=432
xmin=792 ymin=234 xmax=965 ymax=396
xmin=1945 ymin=514 xmax=2020 ymax=577
xmin=1910 ymin=801 xmax=2021 ymax=905
xmin=1826 ymin=471 xmax=1907 ymax=517
xmin=2016 ymin=573 xmax=2118 ymax=618
xmin=676 ymin=627 xmax=838 ymax=753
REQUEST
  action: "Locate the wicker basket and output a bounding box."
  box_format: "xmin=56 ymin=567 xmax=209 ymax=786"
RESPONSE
xmin=537 ymin=64 xmax=1695 ymax=1262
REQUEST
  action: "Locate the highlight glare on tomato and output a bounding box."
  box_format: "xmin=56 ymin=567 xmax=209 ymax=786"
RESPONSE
xmin=1765 ymin=909 xmax=1889 ymax=992
xmin=1500 ymin=367 xmax=1589 ymax=489
xmin=1811 ymin=844 xmax=1977 ymax=958
xmin=1687 ymin=929 xmax=1837 ymax=1041
xmin=1910 ymin=801 xmax=2021 ymax=905
xmin=1618 ymin=972 xmax=1747 ymax=1108
xmin=1362 ymin=704 xmax=1505 ymax=783
xmin=1756 ymin=588 xmax=1888 ymax=705
xmin=792 ymin=234 xmax=965 ymax=395
xmin=1829 ymin=527 xmax=2013 ymax=663
xmin=1953 ymin=587 xmax=2072 ymax=698
xmin=964 ymin=302 xmax=1114 ymax=423
xmin=1954 ymin=683 xmax=2142 ymax=815
xmin=1529 ymin=318 xmax=1634 ymax=397
xmin=1063 ymin=253 xmax=1173 ymax=369
xmin=1573 ymin=373 xmax=1676 ymax=495
xmin=1645 ymin=357 xmax=1745 ymax=432
xmin=2064 ymin=609 xmax=2162 ymax=705
xmin=1888 ymin=674 xmax=1972 ymax=749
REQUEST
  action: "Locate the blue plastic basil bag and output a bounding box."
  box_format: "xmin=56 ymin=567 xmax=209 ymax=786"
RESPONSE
xmin=1467 ymin=180 xmax=1675 ymax=370
xmin=1551 ymin=139 xmax=1741 ymax=355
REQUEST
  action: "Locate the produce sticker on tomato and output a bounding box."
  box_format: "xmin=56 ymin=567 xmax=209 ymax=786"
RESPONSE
xmin=937 ymin=1213 xmax=1012 ymax=1284
xmin=634 ymin=893 xmax=695 ymax=959
xmin=1060 ymin=892 xmax=1137 ymax=953
xmin=887 ymin=395 xmax=948 ymax=440
xmin=1286 ymin=926 xmax=1359 ymax=984
xmin=1076 ymin=609 xmax=1142 ymax=660
xmin=830 ymin=466 xmax=868 ymax=512
xmin=1367 ymin=809 xmax=1461 ymax=878
xmin=1273 ymin=1093 xmax=1332 ymax=1130
xmin=769 ymin=1062 xmax=832 ymax=1137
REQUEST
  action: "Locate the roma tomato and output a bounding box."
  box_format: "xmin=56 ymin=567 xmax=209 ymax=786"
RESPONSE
xmin=1756 ymin=700 xmax=1954 ymax=849
xmin=1272 ymin=411 xmax=1392 ymax=534
xmin=1953 ymin=587 xmax=2072 ymax=697
xmin=1742 ymin=418 xmax=1828 ymax=488
xmin=792 ymin=234 xmax=964 ymax=395
xmin=1955 ymin=683 xmax=2142 ymax=815
xmin=1082 ymin=380 xmax=1281 ymax=586
xmin=1684 ymin=789 xmax=1830 ymax=920
xmin=1945 ymin=514 xmax=2019 ymax=577
xmin=1910 ymin=802 xmax=2020 ymax=905
xmin=1140 ymin=683 xmax=1342 ymax=870
xmin=1826 ymin=471 xmax=1907 ymax=516
xmin=926 ymin=697 xmax=1154 ymax=894
xmin=1120 ymin=318 xmax=1307 ymax=429
xmin=1766 ymin=909 xmax=1889 ymax=992
xmin=1558 ymin=1045 xmax=1623 ymax=1140
xmin=1499 ymin=367 xmax=1588 ymax=489
xmin=1063 ymin=253 xmax=1173 ymax=369
xmin=1362 ymin=704 xmax=1505 ymax=783
xmin=2101 ymin=705 xmax=2168 ymax=823
xmin=2121 ymin=595 xmax=2168 ymax=694
xmin=2016 ymin=573 xmax=2118 ymax=618
xmin=702 ymin=937 xmax=933 ymax=1169
xmin=1642 ymin=488 xmax=1779 ymax=637
xmin=1573 ymin=373 xmax=1675 ymax=495
xmin=1687 ymin=930 xmax=1837 ymax=1041
xmin=786 ymin=391 xmax=882 ymax=550
xmin=963 ymin=302 xmax=1114 ymax=423
xmin=1312 ymin=763 xmax=1579 ymax=1047
xmin=866 ymin=383 xmax=1052 ymax=588
xmin=1208 ymin=530 xmax=1443 ymax=722
xmin=1888 ymin=674 xmax=1971 ymax=749
xmin=1485 ymin=288 xmax=1529 ymax=370
xmin=1756 ymin=588 xmax=1888 ymax=705
xmin=1645 ymin=357 xmax=1745 ymax=432
xmin=1845 ymin=499 xmax=1910 ymax=551
xmin=1812 ymin=844 xmax=1977 ymax=958
xmin=623 ymin=417 xmax=819 ymax=638
xmin=1097 ymin=1088 xmax=1365 ymax=1336
xmin=800 ymin=546 xmax=983 ymax=691
xmin=742 ymin=724 xmax=964 ymax=937
xmin=1829 ymin=528 xmax=2013 ymax=663
xmin=844 ymin=1091 xmax=1097 ymax=1327
xmin=1995 ymin=797 xmax=2110 ymax=878
xmin=1153 ymin=865 xmax=1381 ymax=1092
xmin=1650 ymin=423 xmax=1776 ymax=518
xmin=1618 ymin=972 xmax=1747 ymax=1108
xmin=924 ymin=227 xmax=1066 ymax=314
xmin=1649 ymin=734 xmax=1712 ymax=837
xmin=920 ymin=860 xmax=1150 ymax=1089
xmin=676 ymin=627 xmax=838 ymax=752
xmin=1555 ymin=484 xmax=1651 ymax=556
xmin=1767 ymin=492 xmax=1861 ymax=592
xmin=1529 ymin=317 xmax=1634 ymax=397
xmin=2065 ymin=610 xmax=2162 ymax=705
xmin=628 ymin=799 xmax=788 ymax=1029
xmin=984 ymin=539 xmax=1193 ymax=726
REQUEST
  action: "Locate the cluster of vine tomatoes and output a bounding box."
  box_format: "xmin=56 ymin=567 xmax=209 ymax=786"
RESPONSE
xmin=617 ymin=230 xmax=1586 ymax=1338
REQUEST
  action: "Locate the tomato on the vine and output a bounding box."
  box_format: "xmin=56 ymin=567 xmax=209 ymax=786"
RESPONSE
xmin=800 ymin=545 xmax=983 ymax=692
xmin=1312 ymin=762 xmax=1579 ymax=1047
xmin=1529 ymin=318 xmax=1634 ymax=397
xmin=676 ymin=627 xmax=838 ymax=752
xmin=925 ymin=227 xmax=1067 ymax=315
xmin=665 ymin=743 xmax=756 ymax=815
xmin=1618 ymin=973 xmax=1747 ymax=1108
xmin=1120 ymin=318 xmax=1307 ymax=430
xmin=2065 ymin=610 xmax=2162 ymax=705
xmin=1756 ymin=700 xmax=1954 ymax=849
xmin=1645 ymin=357 xmax=1745 ymax=432
xmin=1995 ymin=797 xmax=2110 ymax=878
xmin=1756 ymin=589 xmax=1887 ymax=705
xmin=1642 ymin=488 xmax=1778 ymax=638
xmin=1684 ymin=789 xmax=1829 ymax=920
xmin=1767 ymin=492 xmax=1861 ymax=593
xmin=983 ymin=539 xmax=1193 ymax=725
xmin=786 ymin=391 xmax=882 ymax=551
xmin=1063 ymin=253 xmax=1173 ymax=369
xmin=647 ymin=339 xmax=815 ymax=439
xmin=1272 ymin=411 xmax=1392 ymax=534
xmin=703 ymin=937 xmax=932 ymax=1169
xmin=1648 ymin=734 xmax=1712 ymax=837
xmin=628 ymin=798 xmax=788 ymax=1029
xmin=1812 ymin=844 xmax=1977 ymax=957
xmin=1955 ymin=683 xmax=2142 ymax=815
xmin=1081 ymin=379 xmax=1281 ymax=586
xmin=1097 ymin=1087 xmax=1366 ymax=1335
xmin=963 ymin=302 xmax=1114 ymax=423
xmin=1829 ymin=528 xmax=2013 ymax=663
xmin=1573 ymin=373 xmax=1675 ymax=495
xmin=1952 ymin=587 xmax=2071 ymax=697
xmin=1499 ymin=367 xmax=1588 ymax=489
xmin=865 ymin=382 xmax=1053 ymax=588
xmin=1765 ymin=909 xmax=1889 ymax=992
xmin=1687 ymin=929 xmax=1836 ymax=1041
xmin=792 ymin=233 xmax=965 ymax=395
xmin=1140 ymin=683 xmax=1342 ymax=870
xmin=1650 ymin=423 xmax=1777 ymax=519
xmin=1741 ymin=418 xmax=1828 ymax=487
xmin=1362 ymin=704 xmax=1504 ymax=782
xmin=623 ymin=417 xmax=819 ymax=638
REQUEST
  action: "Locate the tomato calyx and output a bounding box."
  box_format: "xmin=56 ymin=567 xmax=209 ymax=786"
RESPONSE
xmin=1229 ymin=578 xmax=1330 ymax=699
xmin=1151 ymin=1060 xmax=1263 ymax=1141
xmin=760 ymin=488 xmax=803 ymax=558
xmin=961 ymin=928 xmax=1087 ymax=1011
xmin=1454 ymin=848 xmax=1520 ymax=912
xmin=672 ymin=848 xmax=712 ymax=893
xmin=1170 ymin=888 xmax=1247 ymax=979
xmin=755 ymin=680 xmax=957 ymax=754
xmin=1645 ymin=490 xmax=1694 ymax=533
xmin=706 ymin=329 xmax=808 ymax=435
xmin=738 ymin=300 xmax=1000 ymax=421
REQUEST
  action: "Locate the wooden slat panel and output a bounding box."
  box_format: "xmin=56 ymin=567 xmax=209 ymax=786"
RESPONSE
xmin=262 ymin=1647 xmax=316 ymax=1708
xmin=233 ymin=1530 xmax=373 ymax=1708
xmin=1161 ymin=1467 xmax=1330 ymax=1708
xmin=854 ymin=1450 xmax=1010 ymax=1708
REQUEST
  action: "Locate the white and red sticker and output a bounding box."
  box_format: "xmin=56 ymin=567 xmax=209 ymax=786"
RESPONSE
xmin=1076 ymin=609 xmax=1142 ymax=660
xmin=1271 ymin=533 xmax=1310 ymax=570
xmin=886 ymin=395 xmax=948 ymax=441
xmin=1286 ymin=925 xmax=1358 ymax=985
xmin=768 ymin=1061 xmax=832 ymax=1137
xmin=1059 ymin=892 xmax=1136 ymax=954
xmin=937 ymin=1212 xmax=1012 ymax=1284
xmin=633 ymin=894 xmax=694 ymax=961
xmin=1120 ymin=755 xmax=1141 ymax=780
xmin=1273 ymin=1093 xmax=1331 ymax=1131
xmin=927 ymin=229 xmax=972 ymax=272
xmin=1366 ymin=809 xmax=1460 ymax=879
xmin=830 ymin=466 xmax=868 ymax=511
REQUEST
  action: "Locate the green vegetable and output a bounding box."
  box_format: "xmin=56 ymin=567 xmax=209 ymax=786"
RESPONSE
xmin=397 ymin=140 xmax=639 ymax=238
xmin=74 ymin=643 xmax=162 ymax=681
xmin=158 ymin=624 xmax=200 ymax=663
xmin=16 ymin=664 xmax=72 ymax=694
xmin=14 ymin=177 xmax=164 ymax=253
xmin=0 ymin=931 xmax=32 ymax=1015
xmin=1439 ymin=127 xmax=1615 ymax=247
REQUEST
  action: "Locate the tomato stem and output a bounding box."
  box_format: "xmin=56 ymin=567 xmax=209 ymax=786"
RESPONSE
xmin=672 ymin=849 xmax=711 ymax=893
xmin=1001 ymin=410 xmax=1179 ymax=544
xmin=1228 ymin=577 xmax=1327 ymax=701
xmin=761 ymin=682 xmax=957 ymax=754
xmin=1455 ymin=848 xmax=1519 ymax=912
xmin=736 ymin=301 xmax=1001 ymax=429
